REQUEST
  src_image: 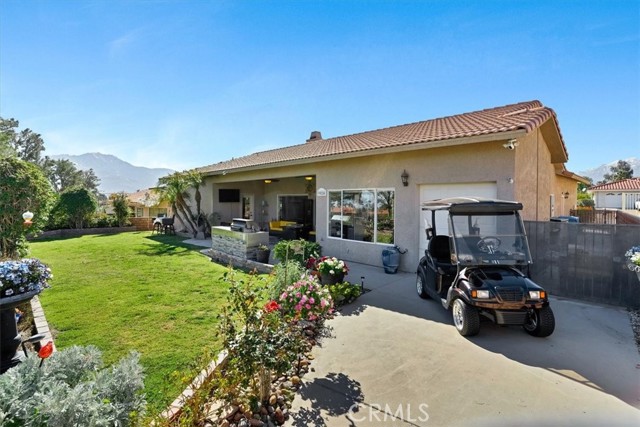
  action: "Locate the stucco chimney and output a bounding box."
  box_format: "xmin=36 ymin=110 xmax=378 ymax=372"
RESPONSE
xmin=307 ymin=131 xmax=322 ymax=142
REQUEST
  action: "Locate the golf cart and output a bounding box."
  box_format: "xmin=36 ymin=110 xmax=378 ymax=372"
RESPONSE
xmin=416 ymin=197 xmax=555 ymax=337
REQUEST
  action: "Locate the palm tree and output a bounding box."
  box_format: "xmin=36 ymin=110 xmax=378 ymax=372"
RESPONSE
xmin=157 ymin=172 xmax=198 ymax=236
xmin=185 ymin=169 xmax=211 ymax=237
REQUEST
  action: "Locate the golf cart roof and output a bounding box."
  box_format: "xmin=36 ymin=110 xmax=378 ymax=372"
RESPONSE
xmin=420 ymin=197 xmax=523 ymax=213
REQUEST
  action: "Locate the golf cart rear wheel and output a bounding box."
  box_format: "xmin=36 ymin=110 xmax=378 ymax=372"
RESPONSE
xmin=523 ymin=306 xmax=555 ymax=337
xmin=452 ymin=299 xmax=480 ymax=336
xmin=416 ymin=272 xmax=430 ymax=299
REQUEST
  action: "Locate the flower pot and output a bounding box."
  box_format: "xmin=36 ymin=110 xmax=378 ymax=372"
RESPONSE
xmin=320 ymin=271 xmax=344 ymax=285
xmin=1 ymin=289 xmax=41 ymax=373
xmin=256 ymin=249 xmax=270 ymax=263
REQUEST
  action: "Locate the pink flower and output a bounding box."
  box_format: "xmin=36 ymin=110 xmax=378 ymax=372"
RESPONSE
xmin=295 ymin=304 xmax=302 ymax=312
xmin=296 ymin=292 xmax=301 ymax=298
xmin=280 ymin=292 xmax=288 ymax=299
xmin=309 ymin=297 xmax=315 ymax=304
xmin=320 ymin=299 xmax=328 ymax=308
xmin=305 ymin=304 xmax=311 ymax=309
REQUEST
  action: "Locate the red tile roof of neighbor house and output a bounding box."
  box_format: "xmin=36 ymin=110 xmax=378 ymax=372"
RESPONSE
xmin=197 ymin=100 xmax=566 ymax=174
xmin=589 ymin=178 xmax=640 ymax=191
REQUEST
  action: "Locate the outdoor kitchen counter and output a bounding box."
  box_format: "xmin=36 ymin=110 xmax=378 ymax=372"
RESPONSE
xmin=211 ymin=226 xmax=269 ymax=260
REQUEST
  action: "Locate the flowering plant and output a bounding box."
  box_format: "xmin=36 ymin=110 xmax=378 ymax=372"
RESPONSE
xmin=315 ymin=256 xmax=349 ymax=276
xmin=625 ymin=246 xmax=640 ymax=272
xmin=279 ymin=274 xmax=333 ymax=321
xmin=0 ymin=258 xmax=52 ymax=298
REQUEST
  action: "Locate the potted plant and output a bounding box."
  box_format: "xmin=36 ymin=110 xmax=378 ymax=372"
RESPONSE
xmin=0 ymin=258 xmax=52 ymax=373
xmin=625 ymin=246 xmax=640 ymax=281
xmin=315 ymin=256 xmax=349 ymax=285
xmin=256 ymin=244 xmax=271 ymax=263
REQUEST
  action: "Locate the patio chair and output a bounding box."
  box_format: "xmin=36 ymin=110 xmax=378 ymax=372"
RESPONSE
xmin=161 ymin=216 xmax=175 ymax=235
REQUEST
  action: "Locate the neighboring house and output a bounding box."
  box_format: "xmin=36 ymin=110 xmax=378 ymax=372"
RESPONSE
xmin=588 ymin=178 xmax=640 ymax=209
xmin=189 ymin=100 xmax=587 ymax=272
xmin=126 ymin=189 xmax=172 ymax=218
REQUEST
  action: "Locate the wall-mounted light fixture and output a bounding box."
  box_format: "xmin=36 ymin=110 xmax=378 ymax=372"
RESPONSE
xmin=264 ymin=179 xmax=272 ymax=184
xmin=562 ymin=191 xmax=570 ymax=199
xmin=22 ymin=211 xmax=34 ymax=226
xmin=401 ymin=170 xmax=409 ymax=187
xmin=507 ymin=177 xmax=514 ymax=184
xmin=305 ymin=176 xmax=314 ymax=181
xmin=503 ymin=139 xmax=519 ymax=150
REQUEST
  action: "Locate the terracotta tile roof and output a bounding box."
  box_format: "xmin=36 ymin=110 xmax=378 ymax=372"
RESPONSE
xmin=197 ymin=100 xmax=564 ymax=174
xmin=127 ymin=188 xmax=161 ymax=206
xmin=589 ymin=178 xmax=640 ymax=191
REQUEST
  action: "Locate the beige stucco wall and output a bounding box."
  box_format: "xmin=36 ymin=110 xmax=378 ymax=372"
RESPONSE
xmin=193 ymin=126 xmax=578 ymax=272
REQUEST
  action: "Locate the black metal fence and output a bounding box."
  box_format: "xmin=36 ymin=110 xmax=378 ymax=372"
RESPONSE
xmin=524 ymin=221 xmax=640 ymax=308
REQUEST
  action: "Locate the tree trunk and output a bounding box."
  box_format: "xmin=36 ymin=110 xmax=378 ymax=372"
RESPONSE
xmin=258 ymin=366 xmax=271 ymax=403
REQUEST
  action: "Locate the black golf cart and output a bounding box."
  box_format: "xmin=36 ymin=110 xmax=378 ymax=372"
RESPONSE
xmin=416 ymin=197 xmax=555 ymax=337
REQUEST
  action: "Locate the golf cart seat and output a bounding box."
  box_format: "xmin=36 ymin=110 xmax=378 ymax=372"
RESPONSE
xmin=429 ymin=235 xmax=456 ymax=274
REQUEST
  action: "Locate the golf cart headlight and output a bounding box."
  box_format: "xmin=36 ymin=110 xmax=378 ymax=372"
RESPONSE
xmin=472 ymin=290 xmax=491 ymax=299
xmin=529 ymin=290 xmax=546 ymax=300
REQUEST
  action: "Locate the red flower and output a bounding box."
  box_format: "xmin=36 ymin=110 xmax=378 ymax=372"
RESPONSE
xmin=264 ymin=300 xmax=280 ymax=313
xmin=38 ymin=341 xmax=54 ymax=359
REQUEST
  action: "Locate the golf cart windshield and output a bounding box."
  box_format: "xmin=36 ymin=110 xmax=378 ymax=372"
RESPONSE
xmin=450 ymin=211 xmax=532 ymax=266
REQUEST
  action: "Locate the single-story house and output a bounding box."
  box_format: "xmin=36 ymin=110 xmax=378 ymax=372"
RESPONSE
xmin=187 ymin=100 xmax=587 ymax=272
xmin=127 ymin=188 xmax=172 ymax=218
xmin=588 ymin=178 xmax=640 ymax=209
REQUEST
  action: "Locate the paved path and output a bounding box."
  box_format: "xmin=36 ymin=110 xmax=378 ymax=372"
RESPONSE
xmin=289 ymin=263 xmax=640 ymax=426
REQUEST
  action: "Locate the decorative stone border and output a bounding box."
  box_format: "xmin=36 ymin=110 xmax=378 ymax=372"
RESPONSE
xmin=30 ymin=295 xmax=56 ymax=353
xmin=161 ymin=350 xmax=228 ymax=422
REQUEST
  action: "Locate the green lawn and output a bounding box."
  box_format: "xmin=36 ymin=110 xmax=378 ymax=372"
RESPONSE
xmin=29 ymin=232 xmax=233 ymax=412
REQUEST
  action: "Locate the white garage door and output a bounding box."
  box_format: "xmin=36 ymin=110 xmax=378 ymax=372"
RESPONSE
xmin=602 ymin=193 xmax=622 ymax=209
xmin=418 ymin=182 xmax=497 ymax=261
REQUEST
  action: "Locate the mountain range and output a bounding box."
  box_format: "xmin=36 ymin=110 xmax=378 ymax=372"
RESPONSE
xmin=49 ymin=153 xmax=175 ymax=194
xmin=577 ymin=157 xmax=639 ymax=183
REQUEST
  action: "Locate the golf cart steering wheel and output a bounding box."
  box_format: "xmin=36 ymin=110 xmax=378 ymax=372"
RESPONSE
xmin=477 ymin=236 xmax=502 ymax=253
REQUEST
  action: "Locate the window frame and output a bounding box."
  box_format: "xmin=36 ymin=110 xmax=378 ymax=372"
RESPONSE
xmin=327 ymin=188 xmax=395 ymax=245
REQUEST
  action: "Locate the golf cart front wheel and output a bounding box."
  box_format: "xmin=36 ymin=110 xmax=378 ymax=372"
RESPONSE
xmin=452 ymin=299 xmax=480 ymax=336
xmin=523 ymin=306 xmax=555 ymax=337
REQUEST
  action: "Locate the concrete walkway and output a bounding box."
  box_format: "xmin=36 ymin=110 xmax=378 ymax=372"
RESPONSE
xmin=289 ymin=263 xmax=640 ymax=426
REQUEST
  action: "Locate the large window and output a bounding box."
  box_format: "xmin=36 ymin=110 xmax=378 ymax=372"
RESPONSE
xmin=328 ymin=189 xmax=395 ymax=244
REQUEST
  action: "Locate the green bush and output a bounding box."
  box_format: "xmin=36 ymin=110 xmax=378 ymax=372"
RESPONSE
xmin=0 ymin=345 xmax=146 ymax=426
xmin=90 ymin=213 xmax=119 ymax=228
xmin=268 ymin=260 xmax=306 ymax=300
xmin=328 ymin=281 xmax=362 ymax=306
xmin=272 ymin=239 xmax=321 ymax=268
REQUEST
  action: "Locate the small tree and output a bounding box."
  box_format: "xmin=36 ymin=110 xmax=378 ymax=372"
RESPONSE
xmin=110 ymin=192 xmax=131 ymax=227
xmin=600 ymin=160 xmax=634 ymax=184
xmin=0 ymin=157 xmax=55 ymax=259
xmin=55 ymin=188 xmax=98 ymax=229
xmin=214 ymin=271 xmax=305 ymax=406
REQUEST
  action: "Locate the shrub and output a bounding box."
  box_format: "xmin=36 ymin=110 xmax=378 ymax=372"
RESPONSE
xmin=0 ymin=345 xmax=146 ymax=426
xmin=0 ymin=157 xmax=56 ymax=258
xmin=278 ymin=274 xmax=333 ymax=322
xmin=272 ymin=239 xmax=321 ymax=267
xmin=327 ymin=281 xmax=362 ymax=306
xmin=268 ymin=260 xmax=306 ymax=300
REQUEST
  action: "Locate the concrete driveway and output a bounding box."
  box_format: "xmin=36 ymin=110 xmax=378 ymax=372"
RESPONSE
xmin=289 ymin=263 xmax=640 ymax=426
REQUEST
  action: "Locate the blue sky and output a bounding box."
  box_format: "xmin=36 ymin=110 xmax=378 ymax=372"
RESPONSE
xmin=1 ymin=0 xmax=638 ymax=173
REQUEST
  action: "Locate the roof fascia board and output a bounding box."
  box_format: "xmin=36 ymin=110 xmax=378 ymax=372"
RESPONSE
xmin=203 ymin=129 xmax=527 ymax=177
